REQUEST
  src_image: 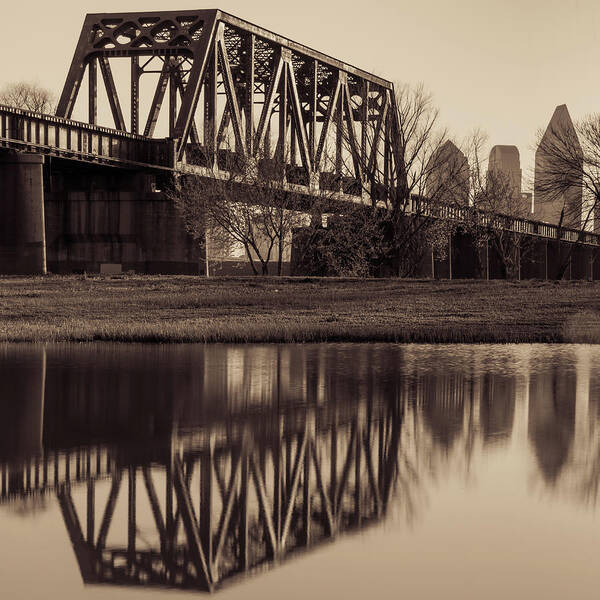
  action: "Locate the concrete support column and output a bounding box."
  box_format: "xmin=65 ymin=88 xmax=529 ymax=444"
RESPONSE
xmin=0 ymin=153 xmax=46 ymax=274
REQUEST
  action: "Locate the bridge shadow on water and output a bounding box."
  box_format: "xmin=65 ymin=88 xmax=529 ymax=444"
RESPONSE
xmin=2 ymin=343 xmax=600 ymax=594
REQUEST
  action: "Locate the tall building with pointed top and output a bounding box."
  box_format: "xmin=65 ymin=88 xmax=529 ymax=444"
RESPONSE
xmin=534 ymin=104 xmax=584 ymax=229
xmin=426 ymin=140 xmax=470 ymax=205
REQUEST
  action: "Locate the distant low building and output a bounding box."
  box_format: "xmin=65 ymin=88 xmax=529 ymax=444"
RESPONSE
xmin=534 ymin=104 xmax=583 ymax=229
xmin=426 ymin=140 xmax=470 ymax=205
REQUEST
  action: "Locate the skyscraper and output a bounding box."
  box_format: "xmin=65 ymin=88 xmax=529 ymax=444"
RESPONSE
xmin=488 ymin=145 xmax=522 ymax=199
xmin=534 ymin=105 xmax=583 ymax=229
xmin=426 ymin=140 xmax=470 ymax=205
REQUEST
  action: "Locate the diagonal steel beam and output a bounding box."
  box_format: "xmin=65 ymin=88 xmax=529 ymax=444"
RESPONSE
xmin=315 ymin=74 xmax=341 ymax=170
xmin=98 ymin=58 xmax=126 ymax=131
xmin=255 ymin=54 xmax=284 ymax=151
xmin=142 ymin=467 xmax=168 ymax=552
xmin=213 ymin=447 xmax=242 ymax=568
xmin=97 ymin=469 xmax=122 ymax=549
xmin=173 ymin=456 xmax=212 ymax=590
xmin=367 ymin=92 xmax=389 ymax=177
xmin=287 ymin=62 xmax=312 ymax=172
xmin=58 ymin=486 xmax=98 ymax=583
xmin=281 ymin=432 xmax=307 ymax=548
xmin=172 ymin=63 xmax=200 ymax=144
xmin=250 ymin=450 xmax=278 ymax=558
xmin=217 ymin=33 xmax=245 ymax=154
xmin=174 ymin=11 xmax=219 ymax=160
xmin=310 ymin=439 xmax=335 ymax=536
xmin=343 ymin=82 xmax=363 ymax=180
xmin=143 ymin=60 xmax=170 ymax=138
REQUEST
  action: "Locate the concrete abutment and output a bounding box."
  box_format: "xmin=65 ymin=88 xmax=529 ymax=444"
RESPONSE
xmin=0 ymin=153 xmax=46 ymax=274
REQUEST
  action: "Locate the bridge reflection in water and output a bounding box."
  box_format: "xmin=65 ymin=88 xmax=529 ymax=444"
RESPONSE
xmin=2 ymin=343 xmax=600 ymax=594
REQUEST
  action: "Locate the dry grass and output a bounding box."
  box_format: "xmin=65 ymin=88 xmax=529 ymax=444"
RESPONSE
xmin=0 ymin=275 xmax=599 ymax=343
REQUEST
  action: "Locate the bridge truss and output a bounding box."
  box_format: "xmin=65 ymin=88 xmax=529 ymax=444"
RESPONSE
xmin=1 ymin=399 xmax=402 ymax=593
xmin=56 ymin=10 xmax=397 ymax=192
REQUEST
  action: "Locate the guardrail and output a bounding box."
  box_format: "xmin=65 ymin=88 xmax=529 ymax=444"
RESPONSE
xmin=0 ymin=105 xmax=174 ymax=169
xmin=410 ymin=196 xmax=600 ymax=247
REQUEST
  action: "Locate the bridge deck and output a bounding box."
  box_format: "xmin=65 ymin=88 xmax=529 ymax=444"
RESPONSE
xmin=0 ymin=104 xmax=173 ymax=170
xmin=1 ymin=103 xmax=598 ymax=248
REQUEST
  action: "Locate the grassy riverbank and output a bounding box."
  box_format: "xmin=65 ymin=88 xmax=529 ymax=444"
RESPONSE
xmin=1 ymin=275 xmax=600 ymax=344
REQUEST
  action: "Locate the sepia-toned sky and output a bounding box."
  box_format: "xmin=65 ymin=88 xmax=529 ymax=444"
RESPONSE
xmin=2 ymin=0 xmax=600 ymax=189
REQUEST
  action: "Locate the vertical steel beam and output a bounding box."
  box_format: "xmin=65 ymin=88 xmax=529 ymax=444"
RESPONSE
xmin=131 ymin=56 xmax=140 ymax=135
xmin=204 ymin=43 xmax=218 ymax=155
xmin=278 ymin=53 xmax=289 ymax=164
xmin=330 ymin=415 xmax=337 ymax=513
xmin=86 ymin=479 xmax=95 ymax=543
xmin=361 ymin=81 xmax=369 ymax=172
xmin=169 ymin=66 xmax=177 ymax=139
xmin=199 ymin=438 xmax=214 ymax=573
xmin=335 ymin=78 xmax=343 ymax=179
xmin=128 ymin=466 xmax=136 ymax=561
xmin=239 ymin=451 xmax=249 ymax=571
xmin=354 ymin=419 xmax=362 ymax=524
xmin=245 ymin=34 xmax=255 ymax=154
xmin=310 ymin=60 xmax=318 ymax=163
xmin=303 ymin=433 xmax=312 ymax=546
xmin=88 ymin=58 xmax=97 ymax=125
xmin=273 ymin=419 xmax=283 ymax=544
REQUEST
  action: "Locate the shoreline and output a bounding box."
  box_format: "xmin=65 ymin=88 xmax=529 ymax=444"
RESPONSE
xmin=1 ymin=275 xmax=599 ymax=344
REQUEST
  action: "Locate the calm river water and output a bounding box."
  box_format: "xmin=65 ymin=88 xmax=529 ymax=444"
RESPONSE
xmin=1 ymin=343 xmax=600 ymax=599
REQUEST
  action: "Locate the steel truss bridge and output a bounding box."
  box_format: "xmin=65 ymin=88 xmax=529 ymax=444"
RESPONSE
xmin=0 ymin=7 xmax=598 ymax=280
xmin=2 ymin=398 xmax=401 ymax=593
xmin=1 ymin=9 xmax=395 ymax=190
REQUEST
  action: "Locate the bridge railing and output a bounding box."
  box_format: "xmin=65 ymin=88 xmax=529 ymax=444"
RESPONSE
xmin=0 ymin=105 xmax=174 ymax=169
xmin=410 ymin=196 xmax=600 ymax=247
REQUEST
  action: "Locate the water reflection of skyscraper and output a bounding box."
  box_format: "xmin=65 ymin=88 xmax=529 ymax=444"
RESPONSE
xmin=528 ymin=367 xmax=576 ymax=483
xmin=480 ymin=374 xmax=516 ymax=444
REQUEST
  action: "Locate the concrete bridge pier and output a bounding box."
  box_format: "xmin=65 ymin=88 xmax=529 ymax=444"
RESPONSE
xmin=0 ymin=153 xmax=46 ymax=274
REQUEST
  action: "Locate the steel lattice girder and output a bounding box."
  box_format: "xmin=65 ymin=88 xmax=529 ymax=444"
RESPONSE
xmin=57 ymin=9 xmax=398 ymax=187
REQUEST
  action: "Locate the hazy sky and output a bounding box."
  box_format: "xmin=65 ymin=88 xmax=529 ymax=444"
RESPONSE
xmin=2 ymin=0 xmax=600 ymax=189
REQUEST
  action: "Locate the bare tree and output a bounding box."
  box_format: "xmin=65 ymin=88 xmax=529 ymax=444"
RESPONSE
xmin=533 ymin=110 xmax=600 ymax=278
xmin=170 ymin=149 xmax=312 ymax=275
xmin=464 ymin=130 xmax=535 ymax=279
xmin=340 ymin=83 xmax=468 ymax=277
xmin=0 ymin=81 xmax=56 ymax=114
